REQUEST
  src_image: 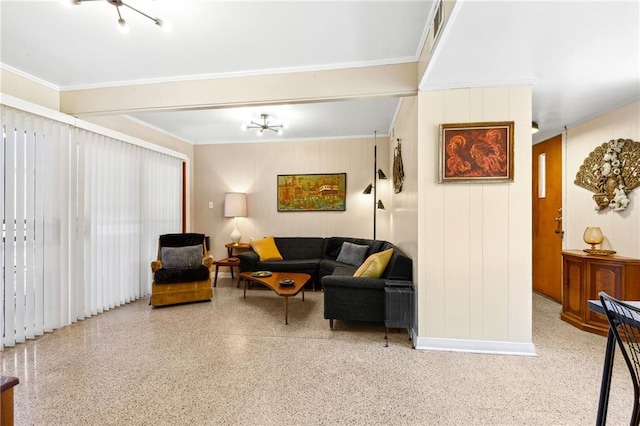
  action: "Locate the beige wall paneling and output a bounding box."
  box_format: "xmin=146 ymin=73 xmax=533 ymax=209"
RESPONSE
xmin=477 ymin=87 xmax=511 ymax=342
xmin=420 ymin=90 xmax=446 ymax=338
xmin=417 ymin=86 xmax=534 ymax=354
xmin=389 ymin=97 xmax=419 ymax=266
xmin=507 ymin=86 xmax=533 ymax=343
xmin=565 ymin=101 xmax=640 ymax=258
xmin=388 ymin=96 xmax=419 ymax=336
xmin=442 ymin=88 xmax=472 ymax=339
xmin=193 ymin=137 xmax=382 ymax=262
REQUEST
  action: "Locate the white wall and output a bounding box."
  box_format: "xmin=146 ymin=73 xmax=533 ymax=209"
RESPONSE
xmin=416 ymin=86 xmax=534 ymax=355
xmin=193 ymin=137 xmax=390 ymax=261
xmin=388 ymin=97 xmax=419 ymax=262
xmin=565 ymin=101 xmax=640 ymax=257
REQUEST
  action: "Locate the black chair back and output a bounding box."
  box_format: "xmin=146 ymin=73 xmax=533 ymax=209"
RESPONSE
xmin=599 ymin=291 xmax=640 ymax=425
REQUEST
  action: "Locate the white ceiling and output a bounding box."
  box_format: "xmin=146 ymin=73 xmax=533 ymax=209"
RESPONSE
xmin=1 ymin=1 xmax=638 ymax=145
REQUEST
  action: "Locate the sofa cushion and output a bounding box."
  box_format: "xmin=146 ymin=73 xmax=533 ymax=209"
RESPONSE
xmin=155 ymin=265 xmax=210 ymax=284
xmin=324 ymin=237 xmax=373 ymax=259
xmin=354 ymin=248 xmax=394 ymax=278
xmin=251 ymin=236 xmax=283 ymax=261
xmin=257 ymin=258 xmax=322 ymax=272
xmin=275 ymin=237 xmax=324 ymax=260
xmin=161 ymin=245 xmax=203 ymax=268
xmin=336 ymin=242 xmax=369 ymax=267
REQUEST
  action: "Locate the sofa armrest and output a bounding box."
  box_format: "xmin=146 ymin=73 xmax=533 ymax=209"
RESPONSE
xmin=202 ymin=255 xmax=213 ymax=269
xmin=238 ymin=251 xmax=260 ymax=271
xmin=321 ymin=275 xmax=386 ymax=290
xmin=151 ymin=260 xmax=163 ymax=273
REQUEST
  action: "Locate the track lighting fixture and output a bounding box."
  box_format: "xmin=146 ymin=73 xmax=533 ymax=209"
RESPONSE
xmin=71 ymin=0 xmax=171 ymax=32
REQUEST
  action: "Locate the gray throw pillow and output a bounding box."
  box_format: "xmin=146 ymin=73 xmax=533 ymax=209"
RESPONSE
xmin=161 ymin=245 xmax=203 ymax=269
xmin=336 ymin=242 xmax=369 ymax=267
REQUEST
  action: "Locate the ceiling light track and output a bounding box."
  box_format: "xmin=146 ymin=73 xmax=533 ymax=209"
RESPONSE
xmin=245 ymin=114 xmax=285 ymax=136
xmin=71 ymin=0 xmax=170 ymax=33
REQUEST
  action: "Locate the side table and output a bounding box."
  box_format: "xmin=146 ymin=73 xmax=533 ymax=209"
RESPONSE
xmin=213 ymin=243 xmax=252 ymax=288
xmin=225 ymin=242 xmax=252 ymax=257
xmin=212 ymin=257 xmax=241 ymax=287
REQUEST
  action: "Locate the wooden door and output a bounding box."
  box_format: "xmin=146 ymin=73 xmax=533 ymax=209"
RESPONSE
xmin=532 ymin=135 xmax=563 ymax=302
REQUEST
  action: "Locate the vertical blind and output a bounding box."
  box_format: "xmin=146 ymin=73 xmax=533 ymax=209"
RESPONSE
xmin=1 ymin=104 xmax=182 ymax=350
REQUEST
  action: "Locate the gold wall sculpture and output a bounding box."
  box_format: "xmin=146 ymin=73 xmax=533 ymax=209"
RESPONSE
xmin=574 ymin=138 xmax=640 ymax=211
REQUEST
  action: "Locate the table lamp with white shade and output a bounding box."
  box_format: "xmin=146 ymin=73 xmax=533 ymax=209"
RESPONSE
xmin=224 ymin=192 xmax=247 ymax=245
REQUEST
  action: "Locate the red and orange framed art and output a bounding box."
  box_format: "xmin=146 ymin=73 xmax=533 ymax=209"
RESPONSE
xmin=439 ymin=121 xmax=514 ymax=183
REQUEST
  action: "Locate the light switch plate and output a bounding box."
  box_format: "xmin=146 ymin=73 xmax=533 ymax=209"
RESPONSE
xmin=208 ymin=201 xmax=213 ymax=208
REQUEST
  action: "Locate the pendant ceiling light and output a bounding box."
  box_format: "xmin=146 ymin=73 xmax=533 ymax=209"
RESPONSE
xmin=245 ymin=114 xmax=285 ymax=136
xmin=71 ymin=0 xmax=170 ymax=33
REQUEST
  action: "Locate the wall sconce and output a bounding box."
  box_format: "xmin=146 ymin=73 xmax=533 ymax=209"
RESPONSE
xmin=532 ymin=122 xmax=539 ymax=134
xmin=224 ymin=192 xmax=247 ymax=245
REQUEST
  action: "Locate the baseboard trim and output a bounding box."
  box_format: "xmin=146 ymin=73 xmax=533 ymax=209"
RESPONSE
xmin=414 ymin=336 xmax=537 ymax=357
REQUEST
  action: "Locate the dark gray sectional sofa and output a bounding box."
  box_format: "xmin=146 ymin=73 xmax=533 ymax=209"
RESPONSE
xmin=237 ymin=236 xmax=413 ymax=328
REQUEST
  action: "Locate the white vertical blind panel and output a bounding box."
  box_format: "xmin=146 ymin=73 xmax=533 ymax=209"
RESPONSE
xmin=0 ymin=106 xmax=6 ymax=350
xmin=41 ymin=118 xmax=54 ymax=332
xmin=14 ymin=111 xmax=26 ymax=344
xmin=34 ymin=115 xmax=45 ymax=338
xmin=25 ymin=114 xmax=36 ymax=339
xmin=2 ymin=103 xmax=183 ymax=350
xmin=4 ymin=107 xmax=17 ymax=347
xmin=75 ymin=128 xmax=86 ymax=320
xmin=56 ymin=122 xmax=69 ymax=329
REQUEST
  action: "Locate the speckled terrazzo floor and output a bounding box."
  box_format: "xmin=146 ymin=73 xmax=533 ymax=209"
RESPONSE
xmin=1 ymin=278 xmax=635 ymax=425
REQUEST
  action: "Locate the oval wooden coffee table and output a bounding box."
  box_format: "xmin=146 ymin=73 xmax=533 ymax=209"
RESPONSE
xmin=239 ymin=272 xmax=309 ymax=324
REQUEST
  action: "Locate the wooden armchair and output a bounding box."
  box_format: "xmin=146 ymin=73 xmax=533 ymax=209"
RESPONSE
xmin=150 ymin=233 xmax=213 ymax=307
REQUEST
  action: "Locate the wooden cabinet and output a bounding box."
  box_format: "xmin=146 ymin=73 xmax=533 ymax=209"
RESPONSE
xmin=561 ymin=250 xmax=640 ymax=336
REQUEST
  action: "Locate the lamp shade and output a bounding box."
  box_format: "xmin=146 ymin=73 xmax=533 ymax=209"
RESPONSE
xmin=583 ymin=227 xmax=603 ymax=245
xmin=224 ymin=193 xmax=247 ymax=218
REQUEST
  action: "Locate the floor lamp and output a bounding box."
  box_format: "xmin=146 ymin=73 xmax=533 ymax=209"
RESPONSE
xmin=224 ymin=192 xmax=247 ymax=245
xmin=363 ymin=131 xmax=387 ymax=239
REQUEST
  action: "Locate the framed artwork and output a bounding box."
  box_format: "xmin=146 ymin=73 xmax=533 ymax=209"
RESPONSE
xmin=277 ymin=173 xmax=346 ymax=212
xmin=439 ymin=121 xmax=515 ymax=183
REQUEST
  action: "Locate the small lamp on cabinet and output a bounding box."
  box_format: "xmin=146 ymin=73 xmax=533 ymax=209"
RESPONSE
xmin=583 ymin=227 xmax=604 ymax=252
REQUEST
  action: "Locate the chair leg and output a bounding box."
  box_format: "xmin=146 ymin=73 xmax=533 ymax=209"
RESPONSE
xmin=330 ymin=319 xmax=334 ymax=329
xmin=631 ymin=394 xmax=640 ymax=426
xmin=213 ymin=265 xmax=220 ymax=287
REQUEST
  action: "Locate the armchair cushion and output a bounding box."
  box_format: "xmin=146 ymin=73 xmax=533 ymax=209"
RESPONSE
xmin=154 ymin=265 xmax=210 ymax=284
xmin=251 ymin=236 xmax=283 ymax=261
xmin=335 ymin=242 xmax=368 ymax=267
xmin=161 ymin=244 xmax=204 ymax=268
xmin=353 ymin=248 xmax=393 ymax=278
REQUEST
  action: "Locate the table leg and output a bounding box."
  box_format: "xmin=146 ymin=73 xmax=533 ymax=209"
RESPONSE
xmin=243 ymin=278 xmax=247 ymax=299
xmin=284 ymin=297 xmax=289 ymax=325
xmin=596 ymin=328 xmax=616 ymax=426
xmin=302 ymin=287 xmax=305 ymax=302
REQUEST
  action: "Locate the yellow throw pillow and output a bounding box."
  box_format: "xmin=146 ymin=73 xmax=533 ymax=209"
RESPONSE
xmin=250 ymin=236 xmax=283 ymax=261
xmin=353 ymin=248 xmax=393 ymax=278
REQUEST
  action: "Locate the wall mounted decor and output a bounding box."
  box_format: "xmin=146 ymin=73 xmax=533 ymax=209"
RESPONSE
xmin=393 ymin=139 xmax=404 ymax=194
xmin=277 ymin=173 xmax=346 ymax=212
xmin=574 ymin=138 xmax=640 ymax=211
xmin=439 ymin=121 xmax=514 ymax=183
